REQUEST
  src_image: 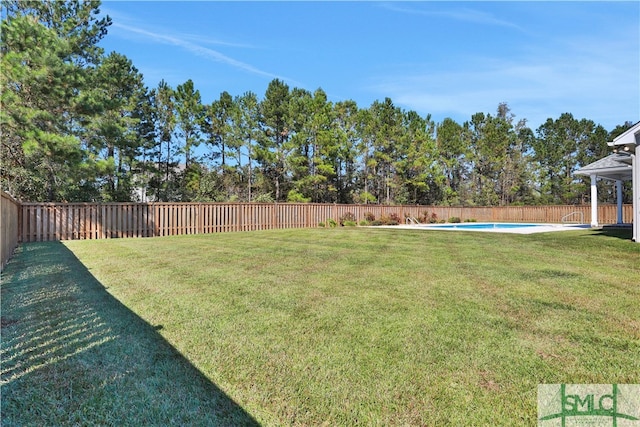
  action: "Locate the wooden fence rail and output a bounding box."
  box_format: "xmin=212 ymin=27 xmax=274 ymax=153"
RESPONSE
xmin=15 ymin=202 xmax=633 ymax=243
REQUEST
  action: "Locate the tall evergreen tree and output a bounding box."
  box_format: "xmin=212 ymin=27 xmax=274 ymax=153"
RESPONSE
xmin=435 ymin=118 xmax=470 ymax=205
xmin=3 ymin=0 xmax=111 ymax=65
xmin=174 ymin=79 xmax=204 ymax=199
xmin=396 ymin=111 xmax=441 ymax=205
xmin=232 ymin=91 xmax=260 ymax=201
xmin=204 ymin=91 xmax=234 ymax=168
xmin=354 ymin=107 xmax=377 ymax=204
xmin=533 ymin=113 xmax=605 ymax=204
xmin=85 ymin=52 xmax=148 ymax=201
xmin=366 ymin=98 xmax=403 ymax=204
xmin=149 ymin=80 xmax=177 ymax=200
xmin=287 ymin=88 xmax=337 ymax=202
xmin=257 ymin=79 xmax=291 ymax=201
xmin=287 ymin=87 xmax=314 ymax=202
xmin=308 ymin=89 xmax=339 ymax=203
xmin=465 ymin=105 xmax=534 ymax=206
xmin=174 ymin=79 xmax=203 ymax=170
xmin=1 ymin=1 xmax=111 ymax=201
xmin=494 ymin=103 xmax=535 ymax=205
xmin=332 ymin=100 xmax=361 ymax=203
xmin=133 ymin=87 xmax=157 ymax=202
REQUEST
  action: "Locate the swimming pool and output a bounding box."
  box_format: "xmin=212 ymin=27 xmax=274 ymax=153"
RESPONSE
xmin=422 ymin=223 xmax=543 ymax=230
xmin=397 ymin=222 xmax=590 ymax=234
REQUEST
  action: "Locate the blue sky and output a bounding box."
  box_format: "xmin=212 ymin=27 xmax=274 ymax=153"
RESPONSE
xmin=99 ymin=1 xmax=639 ymax=132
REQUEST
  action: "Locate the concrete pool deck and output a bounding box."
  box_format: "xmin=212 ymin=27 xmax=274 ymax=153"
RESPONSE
xmin=383 ymin=223 xmax=594 ymax=234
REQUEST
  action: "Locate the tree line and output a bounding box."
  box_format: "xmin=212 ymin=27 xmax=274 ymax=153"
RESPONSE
xmin=1 ymin=1 xmax=634 ymax=205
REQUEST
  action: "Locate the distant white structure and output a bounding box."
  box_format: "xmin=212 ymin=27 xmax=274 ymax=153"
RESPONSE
xmin=132 ymin=163 xmax=188 ymax=203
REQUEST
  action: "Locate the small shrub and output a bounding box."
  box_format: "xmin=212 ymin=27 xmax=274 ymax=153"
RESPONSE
xmin=343 ymin=220 xmax=357 ymax=227
xmin=438 ymin=219 xmax=446 ymax=224
xmin=448 ymin=217 xmax=461 ymax=223
xmin=389 ymin=213 xmax=401 ymax=224
xmin=359 ymin=220 xmax=369 ymax=226
xmin=339 ymin=212 xmax=356 ymax=226
xmin=318 ymin=222 xmax=325 ymax=227
xmin=428 ymin=212 xmax=439 ymax=224
xmin=379 ymin=215 xmax=399 ymax=226
xmin=464 ymin=218 xmax=477 ymax=223
xmin=364 ymin=212 xmax=376 ymax=222
xmin=370 ymin=220 xmax=384 ymax=226
xmin=327 ymin=218 xmax=338 ymax=228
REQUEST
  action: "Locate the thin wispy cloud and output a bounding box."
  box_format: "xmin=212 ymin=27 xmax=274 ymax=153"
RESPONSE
xmin=178 ymin=33 xmax=256 ymax=50
xmin=111 ymin=22 xmax=298 ymax=85
xmin=370 ymin=43 xmax=638 ymax=129
xmin=381 ymin=3 xmax=524 ymax=32
xmin=365 ymin=7 xmax=639 ymax=129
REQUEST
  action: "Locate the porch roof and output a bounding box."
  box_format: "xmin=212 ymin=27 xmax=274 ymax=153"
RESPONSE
xmin=575 ymin=153 xmax=633 ymax=181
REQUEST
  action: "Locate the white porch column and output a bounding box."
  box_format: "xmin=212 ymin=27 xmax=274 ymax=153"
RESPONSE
xmin=590 ymin=175 xmax=598 ymax=228
xmin=633 ymin=146 xmax=639 ymax=242
xmin=616 ymin=180 xmax=623 ymax=224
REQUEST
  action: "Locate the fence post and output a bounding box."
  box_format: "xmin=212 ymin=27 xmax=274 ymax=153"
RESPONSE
xmin=272 ymin=203 xmax=276 ymax=229
xmin=1 ymin=191 xmax=21 ymax=269
xmin=17 ymin=197 xmax=22 ymax=243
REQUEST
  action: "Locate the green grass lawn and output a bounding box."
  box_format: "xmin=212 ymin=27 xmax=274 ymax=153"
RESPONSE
xmin=2 ymin=227 xmax=639 ymax=425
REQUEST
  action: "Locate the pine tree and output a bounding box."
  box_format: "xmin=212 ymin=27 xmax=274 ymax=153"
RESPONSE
xmin=1 ymin=0 xmax=111 ymax=201
xmin=257 ymin=79 xmax=291 ymax=201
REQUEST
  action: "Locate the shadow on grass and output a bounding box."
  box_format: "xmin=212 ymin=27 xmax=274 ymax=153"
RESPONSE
xmin=587 ymin=227 xmax=633 ymax=241
xmin=1 ymin=241 xmax=260 ymax=426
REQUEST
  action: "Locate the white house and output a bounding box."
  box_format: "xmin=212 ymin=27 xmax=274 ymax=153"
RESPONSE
xmin=575 ymin=121 xmax=640 ymax=242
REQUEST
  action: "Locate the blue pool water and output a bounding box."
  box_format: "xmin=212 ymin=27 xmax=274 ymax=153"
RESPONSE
xmin=421 ymin=223 xmax=543 ymax=230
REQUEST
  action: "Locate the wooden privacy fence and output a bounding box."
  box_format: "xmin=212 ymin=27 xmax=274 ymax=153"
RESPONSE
xmin=1 ymin=191 xmax=20 ymax=269
xmin=16 ymin=202 xmax=633 ymax=243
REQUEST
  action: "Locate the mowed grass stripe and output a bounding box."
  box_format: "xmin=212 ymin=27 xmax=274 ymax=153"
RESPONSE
xmin=4 ymin=227 xmax=639 ymax=426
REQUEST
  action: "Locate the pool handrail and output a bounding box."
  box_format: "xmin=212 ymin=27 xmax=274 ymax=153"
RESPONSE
xmin=405 ymin=216 xmax=420 ymax=225
xmin=561 ymin=211 xmax=585 ymax=225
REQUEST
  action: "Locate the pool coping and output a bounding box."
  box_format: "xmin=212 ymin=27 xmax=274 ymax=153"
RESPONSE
xmin=376 ymin=223 xmax=594 ymax=234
